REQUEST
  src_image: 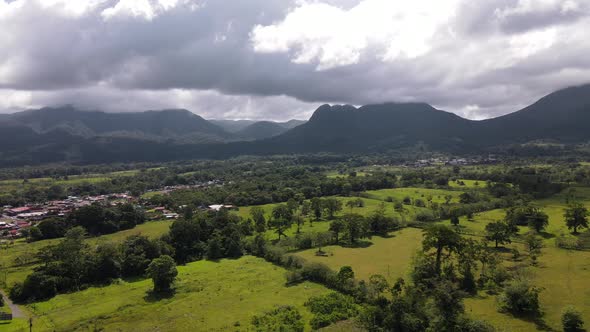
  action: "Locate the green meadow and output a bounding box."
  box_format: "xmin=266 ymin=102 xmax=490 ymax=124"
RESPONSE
xmin=363 ymin=187 xmax=464 ymax=204
xmin=13 ymin=256 xmax=328 ymax=332
xmin=0 ymin=221 xmax=172 ymax=287
xmin=296 ymin=227 xmax=423 ymax=283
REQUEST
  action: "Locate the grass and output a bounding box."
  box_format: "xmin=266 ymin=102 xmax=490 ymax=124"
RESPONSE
xmin=0 ymin=221 xmax=172 ymax=288
xmin=1 ymin=318 xmax=30 ymax=332
xmin=296 ymin=228 xmax=423 ymax=283
xmin=364 ymin=187 xmax=463 ymax=204
xmin=0 ymin=169 xmax=140 ymax=192
xmin=325 ymin=171 xmax=369 ymax=179
xmin=21 ymin=256 xmax=329 ymax=332
xmin=448 ymin=179 xmax=485 ymax=188
xmin=453 ymin=189 xmax=590 ymax=331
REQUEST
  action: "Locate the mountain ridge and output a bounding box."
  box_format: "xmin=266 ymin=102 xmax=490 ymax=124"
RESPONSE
xmin=1 ymin=83 xmax=589 ymax=166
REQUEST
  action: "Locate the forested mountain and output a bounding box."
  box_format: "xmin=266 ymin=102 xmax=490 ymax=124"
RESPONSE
xmin=5 ymin=106 xmax=233 ymax=143
xmin=236 ymin=121 xmax=294 ymax=140
xmin=211 ymin=118 xmax=307 ymax=140
xmin=0 ymin=84 xmax=589 ymax=166
xmin=209 ymin=119 xmax=256 ymax=133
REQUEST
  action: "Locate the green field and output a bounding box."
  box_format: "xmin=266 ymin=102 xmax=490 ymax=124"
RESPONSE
xmin=296 ymin=228 xmax=423 ymax=283
xmin=0 ymin=221 xmax=172 ymax=287
xmin=0 ymin=170 xmax=141 ymax=192
xmin=11 ymin=256 xmax=328 ymax=332
xmin=448 ymin=179 xmax=485 ymax=188
xmin=457 ymin=189 xmax=590 ymax=331
xmin=364 ymin=187 xmax=464 ymax=204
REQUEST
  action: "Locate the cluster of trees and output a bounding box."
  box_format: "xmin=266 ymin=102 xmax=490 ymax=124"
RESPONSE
xmin=27 ymin=203 xmax=146 ymax=241
xmin=10 ymin=228 xmax=174 ymax=302
xmin=165 ymin=209 xmax=246 ymax=263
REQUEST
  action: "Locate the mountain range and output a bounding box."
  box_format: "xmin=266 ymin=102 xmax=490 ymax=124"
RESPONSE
xmin=0 ymin=83 xmax=589 ymax=166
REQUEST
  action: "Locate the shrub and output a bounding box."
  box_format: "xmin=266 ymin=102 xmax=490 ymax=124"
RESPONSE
xmin=415 ymin=210 xmax=436 ymax=222
xmin=498 ymin=280 xmax=542 ymax=316
xmin=146 ymin=255 xmax=178 ymax=293
xmin=305 ymin=292 xmax=359 ymax=329
xmin=562 ymin=306 xmax=584 ymax=332
xmin=251 ymin=306 xmax=304 ymax=332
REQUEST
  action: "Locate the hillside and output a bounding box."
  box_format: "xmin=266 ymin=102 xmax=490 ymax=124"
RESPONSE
xmin=212 ymin=119 xmax=307 ymax=140
xmin=5 ymin=106 xmax=233 ymax=144
xmin=476 ymin=84 xmax=590 ymax=144
xmin=236 ymin=121 xmax=291 ymax=140
xmin=1 ymin=84 xmax=590 ymax=165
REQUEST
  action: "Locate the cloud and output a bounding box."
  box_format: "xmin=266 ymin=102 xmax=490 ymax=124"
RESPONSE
xmin=0 ymin=0 xmax=589 ymax=120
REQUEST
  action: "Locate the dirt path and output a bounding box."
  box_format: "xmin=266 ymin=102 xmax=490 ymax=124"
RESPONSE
xmin=0 ymin=289 xmax=25 ymax=318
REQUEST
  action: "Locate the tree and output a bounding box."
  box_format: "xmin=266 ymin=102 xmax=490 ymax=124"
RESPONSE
xmin=329 ymin=220 xmax=344 ymax=244
xmin=450 ymin=215 xmax=460 ymax=228
xmin=146 ymin=255 xmax=178 ymax=293
xmin=564 ymin=202 xmax=589 ymax=234
xmin=369 ymin=203 xmax=395 ymax=235
xmin=562 ymin=306 xmax=584 ymax=332
xmin=36 ymin=217 xmax=68 ymax=239
xmin=250 ymin=206 xmax=266 ymax=233
xmin=498 ymin=280 xmax=542 ymax=316
xmin=311 ymin=198 xmax=323 ymax=221
xmin=323 ymin=198 xmax=343 ymax=219
xmin=343 ymin=214 xmax=368 ymax=244
xmin=271 ymin=204 xmax=294 ymax=240
xmin=485 ymin=221 xmax=513 ymax=248
xmin=459 ymin=192 xmax=476 ymax=204
xmin=422 ymin=225 xmax=462 ymax=274
xmin=337 ymin=266 xmax=355 ymax=286
xmin=524 ymin=233 xmax=543 ymax=265
xmin=301 ymin=201 xmax=311 ymax=223
xmin=527 ymin=208 xmax=549 ymax=233
xmin=207 ymin=236 xmax=223 ymax=260
xmin=167 ymin=218 xmax=202 ymax=263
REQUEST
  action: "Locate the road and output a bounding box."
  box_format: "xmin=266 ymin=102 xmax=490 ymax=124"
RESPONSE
xmin=0 ymin=289 xmax=25 ymax=318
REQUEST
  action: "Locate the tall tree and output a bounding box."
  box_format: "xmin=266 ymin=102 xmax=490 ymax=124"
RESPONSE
xmin=146 ymin=255 xmax=178 ymax=293
xmin=485 ymin=221 xmax=513 ymax=248
xmin=250 ymin=206 xmax=267 ymax=233
xmin=329 ymin=220 xmax=344 ymax=244
xmin=311 ymin=198 xmax=323 ymax=221
xmin=343 ymin=213 xmax=368 ymax=244
xmin=323 ymin=198 xmax=343 ymax=219
xmin=422 ymin=225 xmax=462 ymax=275
xmin=564 ymin=202 xmax=589 ymax=234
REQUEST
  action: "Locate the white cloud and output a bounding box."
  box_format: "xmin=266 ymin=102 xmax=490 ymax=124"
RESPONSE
xmin=251 ymin=0 xmax=460 ymax=69
xmin=0 ymin=0 xmax=589 ymax=120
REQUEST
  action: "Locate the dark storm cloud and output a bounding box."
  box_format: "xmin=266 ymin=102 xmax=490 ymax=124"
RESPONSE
xmin=0 ymin=0 xmax=589 ymax=120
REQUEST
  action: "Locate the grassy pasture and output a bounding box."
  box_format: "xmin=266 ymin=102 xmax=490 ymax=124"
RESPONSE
xmin=0 ymin=170 xmax=141 ymax=192
xmin=296 ymin=228 xmax=423 ymax=283
xmin=18 ymin=256 xmax=328 ymax=332
xmin=448 ymin=179 xmax=485 ymax=188
xmin=364 ymin=187 xmax=463 ymax=204
xmin=448 ymin=189 xmax=590 ymax=331
xmin=0 ymin=221 xmax=172 ymax=288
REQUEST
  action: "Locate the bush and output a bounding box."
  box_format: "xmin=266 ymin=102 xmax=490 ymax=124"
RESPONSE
xmin=146 ymin=255 xmax=178 ymax=293
xmin=562 ymin=306 xmax=584 ymax=332
xmin=251 ymin=306 xmax=304 ymax=332
xmin=498 ymin=280 xmax=542 ymax=316
xmin=305 ymin=292 xmax=359 ymax=329
xmin=415 ymin=210 xmax=436 ymax=222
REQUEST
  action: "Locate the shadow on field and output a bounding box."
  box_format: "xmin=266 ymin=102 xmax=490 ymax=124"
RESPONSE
xmin=340 ymin=240 xmax=373 ymax=248
xmin=510 ymin=313 xmax=555 ymax=331
xmin=538 ymin=232 xmax=555 ymax=239
xmin=144 ymin=289 xmax=176 ymax=302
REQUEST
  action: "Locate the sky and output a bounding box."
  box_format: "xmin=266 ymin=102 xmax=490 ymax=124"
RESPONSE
xmin=0 ymin=0 xmax=589 ymax=121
